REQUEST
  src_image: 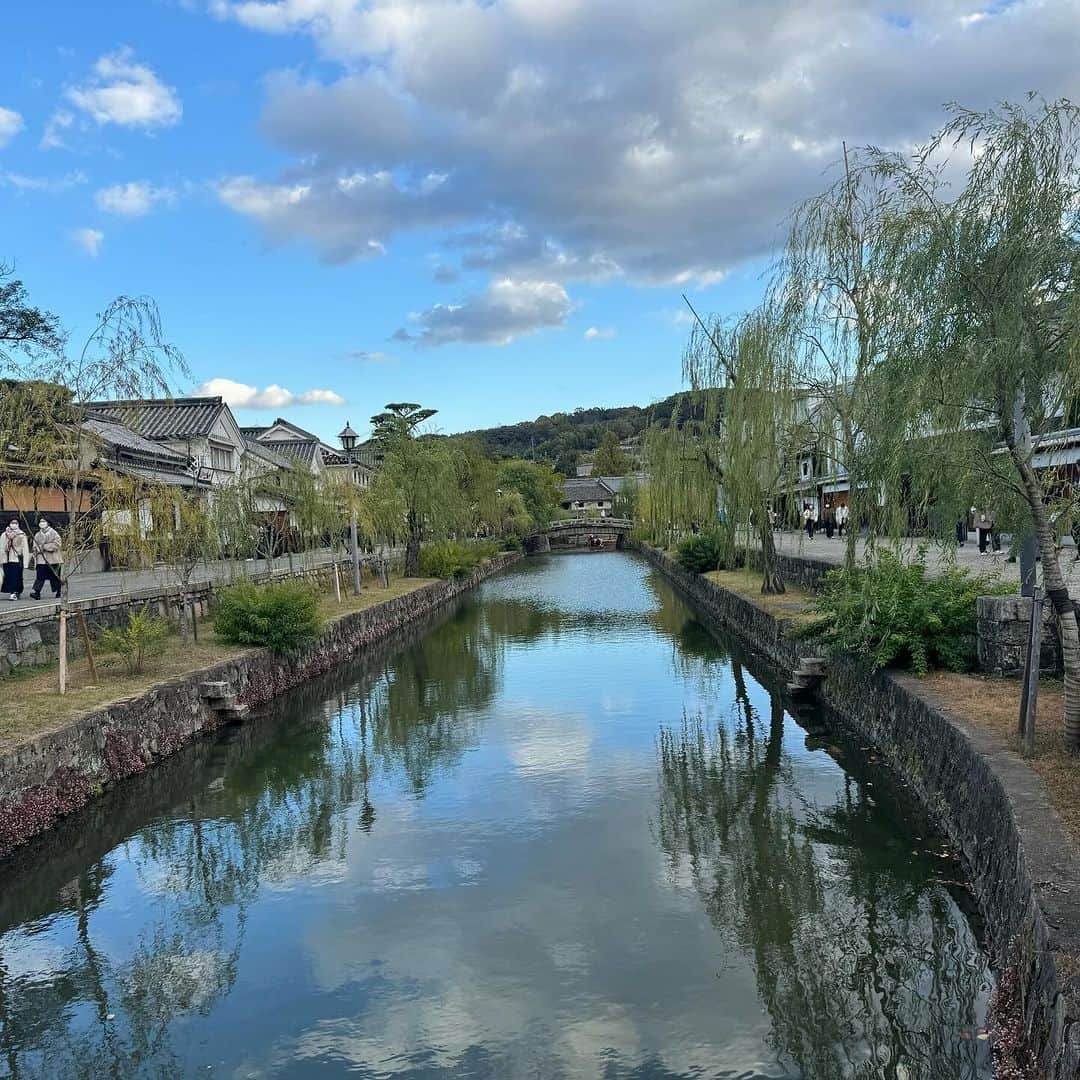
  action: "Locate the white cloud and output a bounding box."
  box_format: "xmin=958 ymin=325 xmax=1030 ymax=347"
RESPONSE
xmin=72 ymin=227 xmax=104 ymax=257
xmin=95 ymin=181 xmax=176 ymax=217
xmin=584 ymin=326 xmax=616 ymax=340
xmin=395 ymin=278 xmax=573 ymax=347
xmin=0 ymin=107 xmax=23 ymax=147
xmin=1 ymin=170 xmax=87 ymax=193
xmin=346 ymin=350 xmax=396 ymax=363
xmin=40 ymin=109 xmax=74 ymax=150
xmin=209 ymin=0 xmax=1080 ymax=292
xmin=67 ymin=48 xmax=182 ymax=129
xmin=195 ymin=378 xmax=345 ymax=408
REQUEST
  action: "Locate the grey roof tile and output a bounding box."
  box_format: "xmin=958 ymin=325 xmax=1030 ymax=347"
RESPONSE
xmin=85 ymin=397 xmax=225 ymax=439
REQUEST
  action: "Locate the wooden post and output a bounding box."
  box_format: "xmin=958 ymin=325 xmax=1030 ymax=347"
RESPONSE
xmin=350 ymin=510 xmax=362 ymax=596
xmin=58 ymin=610 xmax=67 ymax=695
xmin=334 ymin=559 xmax=342 ymax=604
xmin=190 ymin=595 xmax=199 ymax=642
xmin=76 ymin=610 xmax=98 ymax=685
xmin=1019 ymin=586 xmax=1042 ymax=757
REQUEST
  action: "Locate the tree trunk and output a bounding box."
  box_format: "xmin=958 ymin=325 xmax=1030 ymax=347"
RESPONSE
xmin=759 ymin=520 xmax=785 ymax=594
xmin=842 ymin=423 xmax=858 ymax=574
xmin=1007 ymin=436 xmax=1080 ymax=749
xmin=404 ymin=511 xmax=421 ymax=577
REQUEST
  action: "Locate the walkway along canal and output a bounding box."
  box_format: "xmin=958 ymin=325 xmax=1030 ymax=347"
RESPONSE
xmin=0 ymin=553 xmax=993 ymax=1078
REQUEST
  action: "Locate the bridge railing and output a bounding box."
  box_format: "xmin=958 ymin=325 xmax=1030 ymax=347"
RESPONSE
xmin=544 ymin=517 xmax=633 ymax=532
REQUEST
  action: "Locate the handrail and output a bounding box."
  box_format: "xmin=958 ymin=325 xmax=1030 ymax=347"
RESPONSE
xmin=537 ymin=517 xmax=633 ymax=533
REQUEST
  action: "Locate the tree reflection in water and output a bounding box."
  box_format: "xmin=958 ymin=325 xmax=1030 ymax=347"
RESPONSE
xmin=655 ymin=666 xmax=993 ymax=1080
xmin=0 ymin=594 xmax=515 ymax=1079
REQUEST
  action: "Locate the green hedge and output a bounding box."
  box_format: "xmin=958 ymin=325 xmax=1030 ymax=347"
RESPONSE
xmin=213 ymin=580 xmax=323 ymax=653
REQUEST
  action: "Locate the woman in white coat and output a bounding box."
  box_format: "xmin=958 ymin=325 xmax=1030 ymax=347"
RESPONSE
xmin=2 ymin=520 xmax=30 ymax=599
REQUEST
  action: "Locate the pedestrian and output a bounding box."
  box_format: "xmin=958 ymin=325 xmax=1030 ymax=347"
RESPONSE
xmin=955 ymin=518 xmax=967 ymax=546
xmin=824 ymin=505 xmax=835 ymax=539
xmin=976 ymin=508 xmax=994 ymax=556
xmin=803 ymin=503 xmax=815 ymax=540
xmin=836 ymin=503 xmax=847 ymax=538
xmin=29 ymin=518 xmax=63 ymax=599
xmin=2 ymin=519 xmax=29 ymax=600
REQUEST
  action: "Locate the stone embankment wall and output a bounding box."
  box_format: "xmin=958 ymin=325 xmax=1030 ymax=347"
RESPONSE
xmin=638 ymin=543 xmax=1080 ymax=1080
xmin=0 ymin=557 xmax=356 ymax=676
xmin=0 ymin=554 xmax=519 ymax=861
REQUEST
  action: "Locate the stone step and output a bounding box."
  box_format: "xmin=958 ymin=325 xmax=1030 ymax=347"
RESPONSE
xmin=798 ymin=657 xmax=827 ymax=676
xmin=789 ymin=671 xmax=820 ymax=690
xmin=200 ymin=681 xmax=229 ymax=697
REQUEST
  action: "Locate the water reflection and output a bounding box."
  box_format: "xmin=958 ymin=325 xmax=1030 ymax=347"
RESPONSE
xmin=0 ymin=554 xmax=991 ymax=1079
xmin=656 ymin=671 xmax=992 ymax=1078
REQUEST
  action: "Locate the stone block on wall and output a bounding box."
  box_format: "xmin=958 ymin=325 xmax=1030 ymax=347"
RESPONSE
xmin=976 ymin=593 xmax=1063 ymax=677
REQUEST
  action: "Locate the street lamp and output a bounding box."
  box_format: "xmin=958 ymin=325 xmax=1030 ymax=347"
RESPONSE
xmin=338 ymin=422 xmax=362 ymax=596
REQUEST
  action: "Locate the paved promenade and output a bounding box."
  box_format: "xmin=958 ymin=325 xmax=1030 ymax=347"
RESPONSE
xmin=773 ymin=529 xmax=1080 ymax=590
xmin=0 ymin=548 xmax=393 ymax=617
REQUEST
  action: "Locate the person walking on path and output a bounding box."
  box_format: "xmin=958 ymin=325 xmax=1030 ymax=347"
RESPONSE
xmin=2 ymin=520 xmax=29 ymax=599
xmin=823 ymin=505 xmax=835 ymax=539
xmin=29 ymin=518 xmax=63 ymax=599
xmin=803 ymin=504 xmax=815 ymax=540
xmin=976 ymin=508 xmax=997 ymax=556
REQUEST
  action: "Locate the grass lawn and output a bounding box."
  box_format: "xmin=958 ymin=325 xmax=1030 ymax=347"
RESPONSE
xmin=704 ymin=568 xmax=817 ymax=624
xmin=0 ymin=574 xmax=436 ymax=755
xmin=922 ymin=672 xmax=1080 ymax=847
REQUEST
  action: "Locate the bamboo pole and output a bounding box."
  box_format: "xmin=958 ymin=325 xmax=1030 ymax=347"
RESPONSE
xmin=1019 ymin=586 xmax=1042 ymax=757
xmin=76 ymin=610 xmax=98 ymax=685
xmin=58 ymin=610 xmax=67 ymax=695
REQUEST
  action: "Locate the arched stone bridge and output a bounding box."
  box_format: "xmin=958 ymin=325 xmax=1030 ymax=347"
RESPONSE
xmin=524 ymin=517 xmax=633 ymax=554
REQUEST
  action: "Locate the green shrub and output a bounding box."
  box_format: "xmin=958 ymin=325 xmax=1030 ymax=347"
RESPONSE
xmin=808 ymin=548 xmax=1011 ymax=674
xmin=99 ymin=607 xmax=169 ymax=674
xmin=419 ymin=539 xmax=500 ymax=579
xmin=676 ymin=524 xmax=738 ymax=574
xmin=214 ymin=580 xmax=323 ymax=652
xmin=676 ymin=532 xmax=719 ymax=573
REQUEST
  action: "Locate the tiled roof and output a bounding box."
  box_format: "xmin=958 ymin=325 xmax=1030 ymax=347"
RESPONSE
xmin=269 ymin=417 xmax=321 ymax=441
xmin=562 ymin=478 xmax=616 ymax=503
xmin=266 ymin=439 xmax=320 ymax=467
xmin=108 ymin=461 xmax=206 ymax=487
xmin=595 ymin=473 xmax=646 ymax=493
xmin=85 ymin=397 xmax=225 ymax=439
xmin=239 ymin=425 xmax=269 ymax=439
xmin=243 ymin=437 xmax=293 ymax=469
xmin=82 ymin=416 xmax=190 ymax=464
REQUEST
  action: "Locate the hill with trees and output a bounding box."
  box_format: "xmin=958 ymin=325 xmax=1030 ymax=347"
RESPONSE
xmin=459 ymin=390 xmax=722 ymax=475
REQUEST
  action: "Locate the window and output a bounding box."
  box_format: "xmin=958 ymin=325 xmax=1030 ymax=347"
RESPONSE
xmin=210 ymin=445 xmax=233 ymax=472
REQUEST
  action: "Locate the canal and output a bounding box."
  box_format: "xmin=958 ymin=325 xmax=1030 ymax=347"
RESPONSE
xmin=0 ymin=553 xmax=993 ymax=1079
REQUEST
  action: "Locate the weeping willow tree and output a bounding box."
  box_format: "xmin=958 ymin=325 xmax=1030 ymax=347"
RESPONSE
xmin=683 ymin=304 xmax=802 ymax=594
xmin=870 ymin=97 xmax=1080 ymax=749
xmin=638 ymin=418 xmax=718 ymax=548
xmin=776 ymin=145 xmax=909 ymax=573
xmin=0 ymin=297 xmax=187 ymax=596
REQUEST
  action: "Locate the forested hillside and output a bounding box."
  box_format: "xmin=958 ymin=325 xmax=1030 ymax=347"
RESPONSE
xmin=461 ymin=390 xmax=721 ymax=474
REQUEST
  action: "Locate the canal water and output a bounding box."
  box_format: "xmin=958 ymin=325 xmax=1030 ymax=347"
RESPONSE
xmin=0 ymin=554 xmax=993 ymax=1079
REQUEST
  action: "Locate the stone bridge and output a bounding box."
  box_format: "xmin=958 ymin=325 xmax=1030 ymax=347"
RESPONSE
xmin=524 ymin=517 xmax=633 ymax=554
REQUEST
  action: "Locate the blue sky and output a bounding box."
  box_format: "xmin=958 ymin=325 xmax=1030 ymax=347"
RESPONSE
xmin=2 ymin=0 xmax=1076 ymax=441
